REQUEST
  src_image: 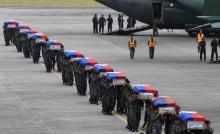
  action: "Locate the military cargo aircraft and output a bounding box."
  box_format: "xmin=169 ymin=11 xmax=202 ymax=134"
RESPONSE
xmin=95 ymin=0 xmax=220 ymax=36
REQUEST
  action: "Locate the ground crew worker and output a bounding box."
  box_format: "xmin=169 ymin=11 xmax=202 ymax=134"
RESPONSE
xmin=200 ymin=39 xmax=206 ymax=61
xmin=92 ymin=14 xmax=98 ymax=34
xmin=148 ymin=36 xmax=156 ymax=59
xmin=151 ymin=108 xmax=164 ymax=134
xmin=210 ymin=37 xmax=218 ymax=61
xmin=99 ymin=14 xmax=106 ymax=34
xmin=106 ymin=14 xmax=113 ymax=32
xmin=197 ymin=30 xmax=205 ymax=53
xmin=128 ymin=34 xmax=137 ymax=59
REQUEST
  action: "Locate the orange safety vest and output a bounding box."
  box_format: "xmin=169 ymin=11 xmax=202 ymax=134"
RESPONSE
xmin=129 ymin=39 xmax=135 ymax=48
xmin=197 ymin=33 xmax=204 ymax=43
xmin=148 ymin=39 xmax=156 ymax=48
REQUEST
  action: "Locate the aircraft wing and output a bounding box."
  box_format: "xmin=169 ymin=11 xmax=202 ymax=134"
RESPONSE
xmin=197 ymin=16 xmax=220 ymax=23
xmin=188 ymin=16 xmax=220 ymax=31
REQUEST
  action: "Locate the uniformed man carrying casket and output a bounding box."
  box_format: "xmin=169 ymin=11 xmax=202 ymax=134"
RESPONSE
xmin=3 ymin=20 xmax=18 ymax=46
xmin=20 ymin=29 xmax=37 ymax=58
xmin=74 ymin=57 xmax=97 ymax=96
xmin=30 ymin=33 xmax=48 ymax=64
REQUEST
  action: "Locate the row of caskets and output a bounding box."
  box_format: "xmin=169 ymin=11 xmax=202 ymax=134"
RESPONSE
xmin=62 ymin=49 xmax=207 ymax=130
xmin=4 ymin=19 xmax=63 ymax=50
xmin=4 ymin=19 xmax=209 ymax=131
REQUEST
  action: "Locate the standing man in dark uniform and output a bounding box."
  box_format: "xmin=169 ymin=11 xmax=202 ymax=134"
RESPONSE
xmin=118 ymin=14 xmax=122 ymax=30
xmin=127 ymin=17 xmax=132 ymax=28
xmin=132 ymin=18 xmax=136 ymax=28
xmin=200 ymin=39 xmax=206 ymax=61
xmin=210 ymin=37 xmax=218 ymax=61
xmin=118 ymin=14 xmax=124 ymax=30
xmin=128 ymin=34 xmax=137 ymax=59
xmin=106 ymin=14 xmax=113 ymax=32
xmin=92 ymin=14 xmax=98 ymax=34
xmin=148 ymin=36 xmax=156 ymax=59
xmin=99 ymin=14 xmax=106 ymax=34
xmin=153 ymin=23 xmax=158 ymax=36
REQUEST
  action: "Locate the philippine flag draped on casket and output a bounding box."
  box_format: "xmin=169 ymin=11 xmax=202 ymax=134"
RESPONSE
xmin=153 ymin=96 xmax=176 ymax=107
xmin=20 ymin=29 xmax=37 ymax=34
xmin=31 ymin=33 xmax=47 ymax=39
xmin=20 ymin=29 xmax=37 ymax=38
xmin=17 ymin=24 xmax=31 ymax=30
xmin=46 ymin=40 xmax=62 ymax=50
xmin=105 ymin=72 xmax=126 ymax=80
xmin=4 ymin=19 xmax=18 ymax=25
xmin=132 ymin=85 xmax=156 ymax=93
xmin=31 ymin=33 xmax=48 ymax=44
xmin=153 ymin=96 xmax=177 ymax=114
xmin=77 ymin=57 xmax=97 ymax=70
xmin=132 ymin=85 xmax=158 ymax=100
xmin=93 ymin=64 xmax=113 ymax=73
xmin=64 ymin=50 xmax=84 ymax=59
xmin=179 ymin=111 xmax=206 ymax=122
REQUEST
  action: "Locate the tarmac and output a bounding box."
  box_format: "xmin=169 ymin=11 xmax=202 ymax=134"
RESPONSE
xmin=0 ymin=7 xmax=219 ymax=134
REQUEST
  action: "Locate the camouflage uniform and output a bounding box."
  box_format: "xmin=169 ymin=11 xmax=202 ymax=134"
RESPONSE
xmin=151 ymin=111 xmax=164 ymax=134
xmin=129 ymin=96 xmax=144 ymax=132
xmin=62 ymin=58 xmax=73 ymax=86
xmin=31 ymin=39 xmax=41 ymax=63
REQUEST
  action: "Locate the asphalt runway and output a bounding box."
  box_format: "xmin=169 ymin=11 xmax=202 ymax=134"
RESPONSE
xmin=0 ymin=7 xmax=219 ymax=134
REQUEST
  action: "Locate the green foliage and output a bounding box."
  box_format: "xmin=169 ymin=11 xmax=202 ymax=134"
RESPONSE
xmin=0 ymin=0 xmax=102 ymax=7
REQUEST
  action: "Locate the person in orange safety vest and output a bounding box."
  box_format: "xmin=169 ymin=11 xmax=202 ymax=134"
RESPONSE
xmin=128 ymin=34 xmax=136 ymax=59
xmin=148 ymin=36 xmax=156 ymax=59
xmin=196 ymin=30 xmax=205 ymax=53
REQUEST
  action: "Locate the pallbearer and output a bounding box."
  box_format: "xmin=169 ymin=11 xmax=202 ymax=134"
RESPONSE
xmin=19 ymin=29 xmax=37 ymax=58
xmin=30 ymin=33 xmax=48 ymax=64
xmin=3 ymin=19 xmax=18 ymax=46
xmin=14 ymin=24 xmax=31 ymax=52
xmin=74 ymin=57 xmax=97 ymax=96
xmin=89 ymin=64 xmax=113 ymax=104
